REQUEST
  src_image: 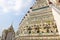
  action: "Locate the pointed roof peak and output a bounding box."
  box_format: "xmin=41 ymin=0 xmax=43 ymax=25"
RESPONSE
xmin=8 ymin=24 xmax=15 ymax=32
xmin=10 ymin=22 xmax=14 ymax=28
xmin=8 ymin=24 xmax=14 ymax=30
xmin=10 ymin=24 xmax=13 ymax=27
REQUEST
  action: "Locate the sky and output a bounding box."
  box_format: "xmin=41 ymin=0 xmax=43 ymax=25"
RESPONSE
xmin=0 ymin=0 xmax=35 ymax=36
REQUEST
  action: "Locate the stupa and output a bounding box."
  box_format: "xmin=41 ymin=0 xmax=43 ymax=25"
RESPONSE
xmin=15 ymin=0 xmax=60 ymax=40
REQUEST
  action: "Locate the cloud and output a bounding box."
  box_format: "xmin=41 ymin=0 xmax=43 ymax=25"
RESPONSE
xmin=0 ymin=0 xmax=34 ymax=16
xmin=23 ymin=0 xmax=33 ymax=7
xmin=7 ymin=0 xmax=23 ymax=11
xmin=14 ymin=0 xmax=34 ymax=16
xmin=0 ymin=0 xmax=23 ymax=15
xmin=15 ymin=13 xmax=19 ymax=15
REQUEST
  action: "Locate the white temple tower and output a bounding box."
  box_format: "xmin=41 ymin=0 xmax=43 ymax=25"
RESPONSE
xmin=15 ymin=0 xmax=60 ymax=40
xmin=47 ymin=0 xmax=60 ymax=35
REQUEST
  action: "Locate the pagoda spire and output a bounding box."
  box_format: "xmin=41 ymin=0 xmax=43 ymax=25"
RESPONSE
xmin=8 ymin=23 xmax=14 ymax=32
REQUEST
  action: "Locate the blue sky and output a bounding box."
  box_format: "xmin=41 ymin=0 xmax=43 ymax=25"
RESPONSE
xmin=0 ymin=0 xmax=35 ymax=36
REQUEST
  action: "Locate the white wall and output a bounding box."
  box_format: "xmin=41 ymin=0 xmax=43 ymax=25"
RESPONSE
xmin=52 ymin=5 xmax=60 ymax=34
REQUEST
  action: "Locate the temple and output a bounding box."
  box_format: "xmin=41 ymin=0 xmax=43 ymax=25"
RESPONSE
xmin=15 ymin=0 xmax=60 ymax=40
xmin=2 ymin=25 xmax=15 ymax=40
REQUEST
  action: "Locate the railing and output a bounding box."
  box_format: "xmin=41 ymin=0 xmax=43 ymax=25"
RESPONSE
xmin=15 ymin=33 xmax=59 ymax=38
